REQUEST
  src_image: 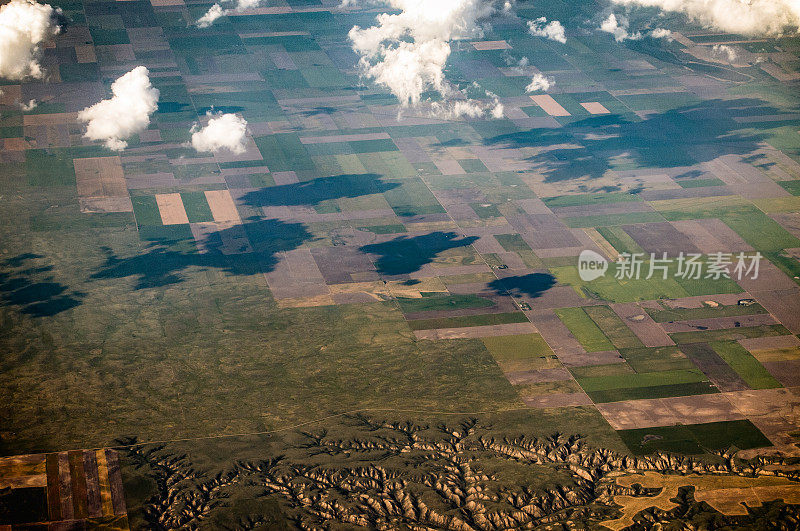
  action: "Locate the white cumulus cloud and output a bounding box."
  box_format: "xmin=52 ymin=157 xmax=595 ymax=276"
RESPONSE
xmin=196 ymin=0 xmax=261 ymax=28
xmin=650 ymin=27 xmax=672 ymax=39
xmin=78 ymin=66 xmax=160 ymax=151
xmin=19 ymin=99 xmax=37 ymax=111
xmin=711 ymin=43 xmax=738 ymax=62
xmin=191 ymin=112 xmax=248 ymax=154
xmin=527 ymin=17 xmax=566 ymax=43
xmin=490 ymin=99 xmax=504 ymax=118
xmin=600 ymin=13 xmax=642 ymax=42
xmin=610 ymin=0 xmax=800 ymax=36
xmin=504 ymin=55 xmax=530 ymax=75
xmin=348 ymin=0 xmax=506 ymax=118
xmin=0 ymin=0 xmax=62 ymax=80
xmin=525 ymin=73 xmax=552 ymax=92
xmin=431 ymin=99 xmax=484 ymax=119
xmin=196 ymin=4 xmax=225 ymax=28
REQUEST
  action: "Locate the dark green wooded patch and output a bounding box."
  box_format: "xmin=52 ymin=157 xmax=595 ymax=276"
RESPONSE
xmin=618 ymin=419 xmax=771 ymax=455
xmin=397 ymin=294 xmax=495 ymax=314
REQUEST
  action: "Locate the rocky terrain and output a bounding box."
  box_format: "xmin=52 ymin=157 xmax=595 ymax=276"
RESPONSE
xmin=120 ymin=415 xmax=800 ymax=530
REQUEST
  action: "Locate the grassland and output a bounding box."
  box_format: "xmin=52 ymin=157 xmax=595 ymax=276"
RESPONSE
xmin=0 ymin=206 xmax=525 ymax=453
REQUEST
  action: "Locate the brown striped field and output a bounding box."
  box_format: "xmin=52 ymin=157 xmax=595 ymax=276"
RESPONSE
xmin=1 ymin=449 xmax=127 ymax=528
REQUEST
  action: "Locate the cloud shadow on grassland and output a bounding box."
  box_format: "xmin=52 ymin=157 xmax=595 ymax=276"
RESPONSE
xmin=91 ymin=218 xmax=312 ymax=290
xmin=90 ymin=172 xmax=404 ymax=289
xmin=1 ymin=253 xmax=84 ymax=317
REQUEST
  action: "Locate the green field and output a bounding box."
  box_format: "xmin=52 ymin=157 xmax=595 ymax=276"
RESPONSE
xmin=669 ymin=325 xmax=791 ymax=344
xmin=131 ymin=195 xmax=162 ymax=227
xmin=586 ymin=381 xmax=719 ymax=403
xmin=542 ymin=192 xmax=641 ymax=208
xmin=407 ymin=312 xmax=529 ymax=331
xmin=180 ymin=192 xmax=215 ymax=223
xmin=710 ymin=341 xmax=782 ymax=389
xmin=495 ymin=233 xmax=533 ymax=252
xmin=555 ymin=307 xmax=615 ymax=351
xmin=396 ymin=293 xmax=495 ymax=313
xmin=646 ymin=302 xmax=767 ymax=323
xmin=576 ymin=368 xmax=709 ymax=392
xmin=481 ymin=333 xmax=558 ymax=373
xmin=619 ymin=346 xmax=698 ymax=372
xmin=583 ymin=306 xmax=644 ymax=349
xmin=618 ymin=420 xmax=772 ymax=455
xmin=552 ymin=259 xmax=743 ymax=303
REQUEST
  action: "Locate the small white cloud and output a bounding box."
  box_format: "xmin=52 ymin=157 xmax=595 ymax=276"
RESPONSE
xmin=0 ymin=0 xmax=62 ymax=80
xmin=196 ymin=3 xmax=225 ymax=28
xmin=600 ymin=13 xmax=642 ymax=42
xmin=191 ymin=112 xmax=248 ymax=154
xmin=449 ymin=100 xmax=484 ymax=118
xmin=611 ymin=0 xmax=800 ymax=37
xmin=490 ymin=100 xmax=504 ymax=119
xmin=483 ymin=88 xmax=504 ymax=118
xmin=527 ymin=17 xmax=566 ymax=43
xmin=650 ymin=27 xmax=672 ymax=39
xmin=19 ymin=98 xmax=36 ymax=111
xmin=78 ymin=66 xmax=160 ymax=151
xmin=425 ymin=98 xmax=493 ymax=120
xmin=508 ymin=55 xmax=528 ymax=70
xmin=196 ymin=0 xmax=261 ymax=28
xmin=711 ymin=44 xmax=738 ymax=62
xmin=525 ymin=73 xmax=552 ymax=92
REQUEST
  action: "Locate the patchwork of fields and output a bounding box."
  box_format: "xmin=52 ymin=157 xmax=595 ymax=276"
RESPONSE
xmin=2 ymin=0 xmax=800 ymax=527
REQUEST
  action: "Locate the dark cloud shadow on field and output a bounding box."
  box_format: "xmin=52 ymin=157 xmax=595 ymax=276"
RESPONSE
xmin=437 ymin=138 xmax=471 ymax=148
xmin=157 ymin=102 xmax=192 ymax=114
xmin=241 ymin=173 xmax=399 ymax=208
xmin=297 ymin=106 xmax=338 ymax=117
xmin=0 ymin=254 xmax=84 ymax=317
xmin=674 ymin=169 xmax=704 ymax=180
xmin=91 ymin=218 xmax=312 ymax=290
xmin=91 ymin=172 xmax=405 ymax=288
xmin=360 ymin=232 xmax=479 ymax=276
xmin=489 ymin=273 xmax=556 ymax=299
xmin=487 ymin=98 xmax=780 ymax=184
